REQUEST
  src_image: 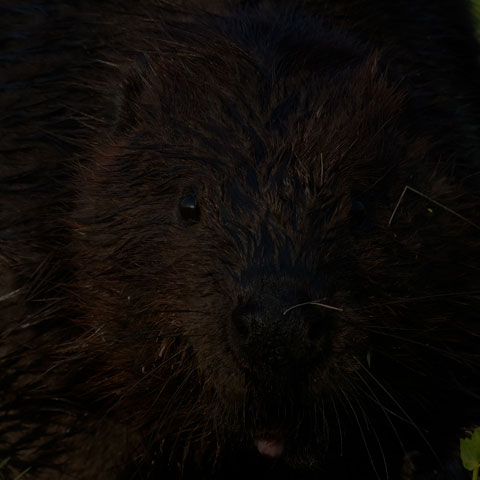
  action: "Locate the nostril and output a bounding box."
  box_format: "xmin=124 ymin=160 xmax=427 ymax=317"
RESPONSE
xmin=230 ymin=291 xmax=335 ymax=372
xmin=283 ymin=303 xmax=332 ymax=347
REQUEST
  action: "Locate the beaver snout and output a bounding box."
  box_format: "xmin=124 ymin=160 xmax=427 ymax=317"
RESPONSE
xmin=229 ymin=281 xmax=332 ymax=377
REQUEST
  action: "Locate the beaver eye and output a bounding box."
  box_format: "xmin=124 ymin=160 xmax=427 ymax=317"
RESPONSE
xmin=179 ymin=192 xmax=200 ymax=221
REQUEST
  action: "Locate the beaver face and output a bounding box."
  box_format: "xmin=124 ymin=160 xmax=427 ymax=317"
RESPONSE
xmin=68 ymin=6 xmax=478 ymax=475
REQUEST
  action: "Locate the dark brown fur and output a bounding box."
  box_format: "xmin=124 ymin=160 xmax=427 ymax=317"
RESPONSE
xmin=1 ymin=1 xmax=479 ymax=479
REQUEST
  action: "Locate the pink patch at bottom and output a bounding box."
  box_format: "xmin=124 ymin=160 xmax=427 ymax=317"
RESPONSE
xmin=254 ymin=437 xmax=285 ymax=458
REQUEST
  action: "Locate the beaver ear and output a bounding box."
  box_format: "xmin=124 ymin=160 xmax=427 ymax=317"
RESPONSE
xmin=108 ymin=53 xmax=150 ymax=134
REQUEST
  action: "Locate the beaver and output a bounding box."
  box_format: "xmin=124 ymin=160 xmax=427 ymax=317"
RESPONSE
xmin=1 ymin=1 xmax=479 ymax=478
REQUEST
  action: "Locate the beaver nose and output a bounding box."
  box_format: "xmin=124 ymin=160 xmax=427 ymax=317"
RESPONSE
xmin=230 ymin=293 xmax=332 ymax=372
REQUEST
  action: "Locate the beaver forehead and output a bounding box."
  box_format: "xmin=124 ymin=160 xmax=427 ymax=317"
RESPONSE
xmin=116 ymin=8 xmax=407 ymax=181
xmin=136 ymin=57 xmax=405 ymax=174
xmin=118 ymin=60 xmax=407 ymax=217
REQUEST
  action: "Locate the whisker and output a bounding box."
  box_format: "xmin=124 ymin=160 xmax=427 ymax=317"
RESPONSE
xmin=348 ymin=384 xmax=389 ymax=480
xmin=106 ymin=330 xmax=208 ymax=343
xmin=359 ymin=327 xmax=479 ymax=367
xmin=149 ymin=354 xmax=199 ymax=467
xmin=283 ymin=299 xmax=343 ymax=315
xmin=103 ymin=347 xmax=190 ymax=418
xmin=355 ymin=358 xmax=438 ymax=462
xmin=340 ymin=387 xmax=380 ymax=480
xmin=320 ymin=397 xmax=330 ymax=446
xmin=167 ymin=372 xmax=205 ymax=464
xmin=354 ymin=370 xmax=407 ymax=454
xmin=365 ymin=408 xmax=389 ymax=480
xmin=151 ymin=309 xmax=211 ymax=315
xmin=0 ymin=288 xmax=23 ymax=302
xmin=351 ymin=290 xmax=480 ymax=312
xmin=331 ymin=397 xmax=344 ymax=456
xmin=150 ymin=351 xmax=195 ymax=409
xmin=388 ymin=185 xmax=480 ymax=229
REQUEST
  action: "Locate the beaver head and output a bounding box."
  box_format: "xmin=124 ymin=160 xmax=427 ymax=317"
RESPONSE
xmin=67 ymin=5 xmax=479 ymax=477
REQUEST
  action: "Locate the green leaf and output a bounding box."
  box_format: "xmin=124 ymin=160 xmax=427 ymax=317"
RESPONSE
xmin=460 ymin=427 xmax=480 ymax=472
xmin=14 ymin=466 xmax=31 ymax=480
xmin=0 ymin=458 xmax=30 ymax=480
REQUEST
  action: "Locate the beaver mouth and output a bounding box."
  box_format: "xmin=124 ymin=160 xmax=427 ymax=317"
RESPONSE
xmin=253 ymin=431 xmax=285 ymax=458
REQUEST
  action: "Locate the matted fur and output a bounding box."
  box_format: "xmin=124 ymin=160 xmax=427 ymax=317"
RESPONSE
xmin=1 ymin=1 xmax=479 ymax=479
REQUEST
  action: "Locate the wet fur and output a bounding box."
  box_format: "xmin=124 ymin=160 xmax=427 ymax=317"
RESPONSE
xmin=1 ymin=1 xmax=479 ymax=479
